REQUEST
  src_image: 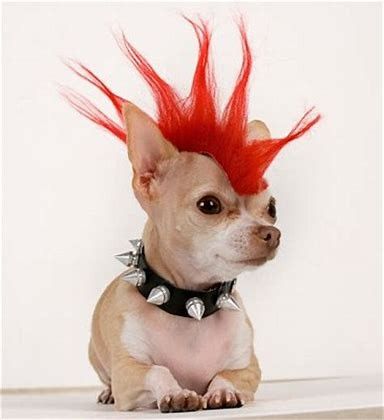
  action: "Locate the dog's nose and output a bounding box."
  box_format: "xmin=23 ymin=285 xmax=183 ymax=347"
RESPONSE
xmin=256 ymin=226 xmax=281 ymax=248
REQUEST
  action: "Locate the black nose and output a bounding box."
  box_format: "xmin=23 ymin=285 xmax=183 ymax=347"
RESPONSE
xmin=256 ymin=226 xmax=281 ymax=248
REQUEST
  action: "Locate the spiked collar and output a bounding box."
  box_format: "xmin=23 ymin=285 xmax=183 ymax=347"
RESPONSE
xmin=115 ymin=239 xmax=240 ymax=320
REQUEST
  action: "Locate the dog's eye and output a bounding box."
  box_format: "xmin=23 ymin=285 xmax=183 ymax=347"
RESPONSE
xmin=267 ymin=199 xmax=276 ymax=218
xmin=197 ymin=195 xmax=222 ymax=215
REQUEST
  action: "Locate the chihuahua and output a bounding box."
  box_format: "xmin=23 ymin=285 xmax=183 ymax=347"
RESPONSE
xmin=89 ymin=103 xmax=279 ymax=412
xmin=64 ymin=19 xmax=319 ymax=413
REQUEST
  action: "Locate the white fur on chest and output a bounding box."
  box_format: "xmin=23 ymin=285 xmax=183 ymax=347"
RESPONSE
xmin=121 ymin=304 xmax=252 ymax=394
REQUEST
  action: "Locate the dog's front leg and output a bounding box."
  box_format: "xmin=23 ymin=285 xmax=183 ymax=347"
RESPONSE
xmin=203 ymin=353 xmax=261 ymax=409
xmin=111 ymin=352 xmax=204 ymax=412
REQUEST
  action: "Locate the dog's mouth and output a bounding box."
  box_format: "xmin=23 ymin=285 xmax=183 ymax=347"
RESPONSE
xmin=236 ymin=256 xmax=268 ymax=265
xmin=217 ymin=250 xmax=277 ymax=267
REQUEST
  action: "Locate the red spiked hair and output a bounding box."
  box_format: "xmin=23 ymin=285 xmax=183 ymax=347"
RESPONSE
xmin=62 ymin=19 xmax=320 ymax=195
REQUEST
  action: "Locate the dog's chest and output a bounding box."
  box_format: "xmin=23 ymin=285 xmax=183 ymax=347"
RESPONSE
xmin=121 ymin=307 xmax=249 ymax=394
xmin=151 ymin=314 xmax=237 ymax=391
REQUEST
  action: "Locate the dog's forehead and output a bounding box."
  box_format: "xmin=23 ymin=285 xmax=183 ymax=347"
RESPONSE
xmin=171 ymin=152 xmax=233 ymax=190
xmin=244 ymin=188 xmax=272 ymax=207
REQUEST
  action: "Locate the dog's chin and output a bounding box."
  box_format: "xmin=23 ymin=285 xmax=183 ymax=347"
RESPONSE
xmin=218 ymin=248 xmax=279 ymax=272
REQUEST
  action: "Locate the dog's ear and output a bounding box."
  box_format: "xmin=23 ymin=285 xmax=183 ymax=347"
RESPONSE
xmin=122 ymin=102 xmax=178 ymax=198
xmin=247 ymin=120 xmax=271 ymax=141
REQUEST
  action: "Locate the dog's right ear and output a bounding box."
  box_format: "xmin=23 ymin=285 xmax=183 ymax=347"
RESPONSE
xmin=247 ymin=120 xmax=271 ymax=141
xmin=122 ymin=102 xmax=178 ymax=199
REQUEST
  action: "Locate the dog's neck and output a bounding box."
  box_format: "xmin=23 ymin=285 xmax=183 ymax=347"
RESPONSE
xmin=142 ymin=220 xmax=224 ymax=291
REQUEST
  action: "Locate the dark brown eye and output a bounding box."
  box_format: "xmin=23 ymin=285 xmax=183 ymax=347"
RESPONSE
xmin=197 ymin=195 xmax=222 ymax=215
xmin=267 ymin=199 xmax=276 ymax=218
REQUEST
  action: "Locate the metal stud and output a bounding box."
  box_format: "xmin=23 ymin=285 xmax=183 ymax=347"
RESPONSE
xmin=129 ymin=239 xmax=143 ymax=251
xmin=114 ymin=251 xmax=135 ymax=267
xmin=146 ymin=285 xmax=170 ymax=306
xmin=186 ymin=297 xmax=205 ymax=320
xmin=121 ymin=267 xmax=146 ymax=287
xmin=216 ymin=293 xmax=241 ymax=311
xmin=115 ymin=239 xmax=143 ymax=267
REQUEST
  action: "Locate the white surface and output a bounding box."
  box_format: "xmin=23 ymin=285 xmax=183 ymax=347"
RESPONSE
xmin=1 ymin=376 xmax=382 ymax=419
xmin=2 ymin=3 xmax=381 ymax=388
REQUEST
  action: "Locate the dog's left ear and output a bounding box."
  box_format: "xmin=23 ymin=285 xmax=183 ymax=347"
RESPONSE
xmin=247 ymin=120 xmax=271 ymax=140
xmin=122 ymin=102 xmax=178 ymax=198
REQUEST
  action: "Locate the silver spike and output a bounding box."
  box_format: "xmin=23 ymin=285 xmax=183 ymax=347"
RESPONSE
xmin=147 ymin=285 xmax=170 ymax=306
xmin=216 ymin=293 xmax=241 ymax=311
xmin=186 ymin=297 xmax=205 ymax=320
xmin=121 ymin=267 xmax=146 ymax=287
xmin=115 ymin=251 xmax=135 ymax=267
xmin=129 ymin=239 xmax=143 ymax=251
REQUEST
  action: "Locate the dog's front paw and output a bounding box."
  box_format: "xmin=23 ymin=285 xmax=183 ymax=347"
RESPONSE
xmin=158 ymin=390 xmax=204 ymax=412
xmin=97 ymin=387 xmax=114 ymax=404
xmin=203 ymin=388 xmax=244 ymax=409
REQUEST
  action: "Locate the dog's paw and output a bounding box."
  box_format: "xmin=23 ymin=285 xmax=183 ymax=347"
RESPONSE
xmin=203 ymin=388 xmax=244 ymax=409
xmin=158 ymin=389 xmax=204 ymax=412
xmin=97 ymin=387 xmax=114 ymax=404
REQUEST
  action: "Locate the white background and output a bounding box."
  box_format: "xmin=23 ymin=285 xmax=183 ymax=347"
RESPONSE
xmin=3 ymin=3 xmax=381 ymax=388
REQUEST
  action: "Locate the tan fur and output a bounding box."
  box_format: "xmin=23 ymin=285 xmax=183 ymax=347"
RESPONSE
xmin=218 ymin=353 xmax=261 ymax=398
xmin=88 ymin=104 xmax=279 ymax=411
xmin=89 ymin=279 xmax=148 ymax=410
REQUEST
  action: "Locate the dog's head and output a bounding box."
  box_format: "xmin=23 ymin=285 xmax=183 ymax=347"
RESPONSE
xmin=124 ymin=103 xmax=280 ymax=283
xmin=63 ymin=22 xmax=319 ymax=288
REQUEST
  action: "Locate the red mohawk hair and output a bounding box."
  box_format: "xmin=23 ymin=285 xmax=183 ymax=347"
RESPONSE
xmin=62 ymin=19 xmax=320 ymax=195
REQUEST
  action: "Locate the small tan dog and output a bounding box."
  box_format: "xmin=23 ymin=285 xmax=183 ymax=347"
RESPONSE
xmin=64 ymin=18 xmax=319 ymax=413
xmin=89 ymin=103 xmax=279 ymax=412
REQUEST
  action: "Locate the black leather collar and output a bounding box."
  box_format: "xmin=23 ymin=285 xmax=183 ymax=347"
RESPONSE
xmin=136 ymin=249 xmax=237 ymax=318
